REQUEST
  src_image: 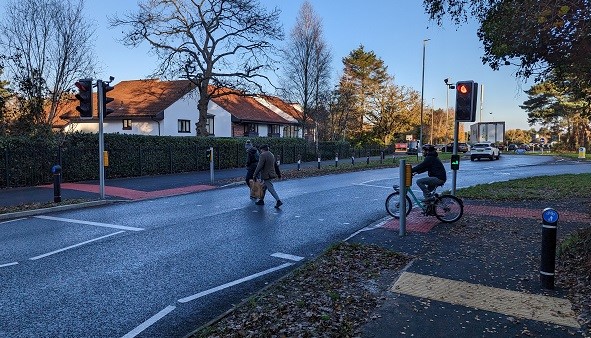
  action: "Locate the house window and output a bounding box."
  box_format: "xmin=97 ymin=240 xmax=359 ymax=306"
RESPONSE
xmin=268 ymin=124 xmax=280 ymax=137
xmin=178 ymin=119 xmax=191 ymax=133
xmin=206 ymin=116 xmax=215 ymax=135
xmin=122 ymin=119 xmax=132 ymax=130
xmin=283 ymin=125 xmax=299 ymax=138
xmin=244 ymin=124 xmax=258 ymax=137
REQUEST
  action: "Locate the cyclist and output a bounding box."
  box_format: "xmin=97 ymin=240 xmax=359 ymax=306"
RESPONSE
xmin=411 ymin=144 xmax=447 ymax=201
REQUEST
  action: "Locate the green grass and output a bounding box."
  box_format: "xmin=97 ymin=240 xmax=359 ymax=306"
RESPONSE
xmin=456 ymin=173 xmax=591 ymax=200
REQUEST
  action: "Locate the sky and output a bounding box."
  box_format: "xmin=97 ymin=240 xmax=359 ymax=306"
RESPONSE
xmin=3 ymin=0 xmax=535 ymax=131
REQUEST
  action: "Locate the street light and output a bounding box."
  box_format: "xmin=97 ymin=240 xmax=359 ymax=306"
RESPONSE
xmin=419 ymin=38 xmax=430 ymax=155
xmin=444 ymin=78 xmax=455 ymax=144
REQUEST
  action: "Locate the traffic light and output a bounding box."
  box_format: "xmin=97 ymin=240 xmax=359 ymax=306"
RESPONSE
xmin=101 ymin=81 xmax=114 ymax=116
xmin=451 ymin=154 xmax=460 ymax=170
xmin=75 ymin=79 xmax=93 ymax=119
xmin=455 ymin=81 xmax=478 ymax=122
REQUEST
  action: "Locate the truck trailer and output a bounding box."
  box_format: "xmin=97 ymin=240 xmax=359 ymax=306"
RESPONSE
xmin=469 ymin=122 xmax=505 ymax=144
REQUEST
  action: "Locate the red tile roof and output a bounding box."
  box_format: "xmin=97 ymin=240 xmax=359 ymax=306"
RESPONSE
xmin=210 ymin=88 xmax=295 ymax=124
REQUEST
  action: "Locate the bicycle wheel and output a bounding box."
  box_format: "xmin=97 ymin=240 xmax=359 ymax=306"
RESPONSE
xmin=433 ymin=195 xmax=464 ymax=223
xmin=385 ymin=192 xmax=412 ymax=218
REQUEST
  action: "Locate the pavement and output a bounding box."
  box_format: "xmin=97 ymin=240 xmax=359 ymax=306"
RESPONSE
xmin=1 ymin=158 xmax=589 ymax=337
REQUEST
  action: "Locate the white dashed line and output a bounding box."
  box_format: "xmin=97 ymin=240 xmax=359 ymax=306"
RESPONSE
xmin=35 ymin=215 xmax=144 ymax=231
xmin=178 ymin=263 xmax=293 ymax=303
xmin=29 ymin=231 xmax=125 ymax=260
xmin=271 ymin=252 xmax=304 ymax=261
xmin=121 ymin=305 xmax=176 ymax=338
xmin=0 ymin=262 xmax=18 ymax=268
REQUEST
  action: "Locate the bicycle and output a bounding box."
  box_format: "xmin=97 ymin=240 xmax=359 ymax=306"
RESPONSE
xmin=385 ymin=183 xmax=464 ymax=223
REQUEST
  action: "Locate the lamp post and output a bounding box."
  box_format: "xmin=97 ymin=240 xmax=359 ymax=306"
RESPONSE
xmin=419 ymin=38 xmax=430 ymax=155
xmin=444 ymin=78 xmax=455 ymax=145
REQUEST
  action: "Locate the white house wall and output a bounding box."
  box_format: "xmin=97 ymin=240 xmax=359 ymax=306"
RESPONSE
xmin=207 ymin=100 xmax=232 ymax=137
xmin=66 ymin=120 xmax=160 ymax=135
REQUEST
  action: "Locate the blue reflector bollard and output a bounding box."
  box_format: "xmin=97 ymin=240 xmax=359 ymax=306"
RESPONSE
xmin=540 ymin=208 xmax=559 ymax=289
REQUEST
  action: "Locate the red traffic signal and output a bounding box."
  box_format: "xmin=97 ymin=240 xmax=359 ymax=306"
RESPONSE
xmin=457 ymin=83 xmax=470 ymax=95
xmin=75 ymin=79 xmax=93 ymax=119
xmin=455 ymin=81 xmax=478 ymax=122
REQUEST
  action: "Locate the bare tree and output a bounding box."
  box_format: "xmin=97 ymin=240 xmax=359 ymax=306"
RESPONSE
xmin=280 ymin=1 xmax=332 ymax=139
xmin=111 ymin=0 xmax=283 ymax=136
xmin=0 ymin=0 xmax=95 ymax=131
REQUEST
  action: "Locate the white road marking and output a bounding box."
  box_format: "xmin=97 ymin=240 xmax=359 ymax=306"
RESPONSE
xmin=0 ymin=262 xmax=18 ymax=268
xmin=271 ymin=252 xmax=304 ymax=261
xmin=1 ymin=218 xmax=27 ymax=225
xmin=356 ymin=183 xmax=391 ymax=189
xmin=34 ymin=215 xmax=144 ymax=231
xmin=177 ymin=262 xmax=294 ymax=303
xmin=29 ymin=231 xmax=125 ymax=260
xmin=121 ymin=305 xmax=176 ymax=338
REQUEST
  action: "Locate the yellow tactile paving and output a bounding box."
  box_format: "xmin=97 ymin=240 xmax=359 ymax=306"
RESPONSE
xmin=391 ymin=272 xmax=580 ymax=328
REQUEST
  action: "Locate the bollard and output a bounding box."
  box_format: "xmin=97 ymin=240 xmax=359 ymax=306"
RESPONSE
xmin=297 ymin=159 xmax=301 ymax=171
xmin=351 ymin=156 xmax=355 ymax=165
xmin=317 ymin=156 xmax=321 ymax=169
xmin=335 ymin=153 xmax=339 ymax=167
xmin=52 ymin=165 xmax=62 ymax=203
xmin=540 ymin=208 xmax=559 ymax=289
xmin=366 ymin=154 xmax=370 ymax=165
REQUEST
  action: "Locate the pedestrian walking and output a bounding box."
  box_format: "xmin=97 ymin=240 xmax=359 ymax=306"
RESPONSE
xmin=253 ymin=144 xmax=283 ymax=208
xmin=244 ymin=140 xmax=259 ymax=199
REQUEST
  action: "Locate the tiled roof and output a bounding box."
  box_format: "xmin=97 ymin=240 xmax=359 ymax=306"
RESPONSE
xmin=260 ymin=95 xmax=305 ymax=121
xmin=210 ymin=88 xmax=294 ymax=124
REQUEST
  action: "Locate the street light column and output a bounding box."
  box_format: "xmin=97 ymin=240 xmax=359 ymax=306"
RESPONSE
xmin=419 ymin=38 xmax=430 ymax=155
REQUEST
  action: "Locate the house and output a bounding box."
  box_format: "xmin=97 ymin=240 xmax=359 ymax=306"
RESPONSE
xmin=59 ymin=79 xmax=308 ymax=138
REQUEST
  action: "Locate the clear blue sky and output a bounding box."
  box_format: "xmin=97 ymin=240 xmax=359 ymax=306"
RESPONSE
xmin=61 ymin=1 xmax=536 ymax=130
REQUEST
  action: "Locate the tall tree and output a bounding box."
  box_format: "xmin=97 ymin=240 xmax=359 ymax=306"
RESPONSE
xmin=280 ymin=1 xmax=332 ymax=139
xmin=0 ymin=67 xmax=12 ymax=135
xmin=111 ymin=0 xmax=284 ymax=136
xmin=0 ymin=0 xmax=95 ymax=131
xmin=371 ymin=81 xmax=421 ymax=145
xmin=521 ymin=79 xmax=589 ymax=148
xmin=338 ymin=45 xmax=389 ymax=138
xmin=423 ymin=0 xmax=591 ymax=101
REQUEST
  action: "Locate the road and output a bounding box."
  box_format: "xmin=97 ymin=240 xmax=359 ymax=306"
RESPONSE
xmin=0 ymin=155 xmax=589 ymax=337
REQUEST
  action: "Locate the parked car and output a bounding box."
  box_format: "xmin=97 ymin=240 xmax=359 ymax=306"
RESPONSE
xmin=470 ymin=142 xmax=501 ymax=161
xmin=435 ymin=144 xmax=446 ymax=152
xmin=445 ymin=142 xmax=470 ymax=153
xmin=508 ymin=144 xmax=518 ymax=151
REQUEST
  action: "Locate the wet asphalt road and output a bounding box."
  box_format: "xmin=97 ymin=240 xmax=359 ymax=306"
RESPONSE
xmin=0 ymin=155 xmax=589 ymax=337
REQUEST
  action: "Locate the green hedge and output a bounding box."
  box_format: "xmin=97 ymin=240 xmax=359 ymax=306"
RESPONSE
xmin=0 ymin=133 xmax=376 ymax=188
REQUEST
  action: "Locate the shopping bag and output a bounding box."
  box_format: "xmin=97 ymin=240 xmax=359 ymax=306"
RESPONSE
xmin=249 ymin=179 xmax=264 ymax=199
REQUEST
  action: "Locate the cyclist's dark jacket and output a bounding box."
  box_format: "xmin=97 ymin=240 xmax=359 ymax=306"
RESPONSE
xmin=411 ymin=152 xmax=447 ymax=182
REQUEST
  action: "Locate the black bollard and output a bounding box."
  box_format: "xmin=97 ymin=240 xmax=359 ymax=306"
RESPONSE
xmin=351 ymin=156 xmax=355 ymax=165
xmin=297 ymin=155 xmax=302 ymax=171
xmin=52 ymin=165 xmax=62 ymax=203
xmin=540 ymin=208 xmax=559 ymax=289
xmin=317 ymin=156 xmax=321 ymax=169
xmin=335 ymin=153 xmax=339 ymax=167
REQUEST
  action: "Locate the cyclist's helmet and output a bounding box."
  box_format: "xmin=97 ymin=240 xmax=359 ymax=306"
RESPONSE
xmin=422 ymin=144 xmax=436 ymax=152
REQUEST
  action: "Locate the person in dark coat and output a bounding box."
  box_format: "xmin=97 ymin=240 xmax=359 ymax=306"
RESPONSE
xmin=411 ymin=144 xmax=447 ymax=201
xmin=245 ymin=140 xmax=259 ymax=198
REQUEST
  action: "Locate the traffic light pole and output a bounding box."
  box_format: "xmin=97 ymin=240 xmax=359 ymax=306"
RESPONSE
xmin=97 ymin=80 xmax=106 ymax=199
xmin=452 ymin=120 xmax=459 ymax=195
